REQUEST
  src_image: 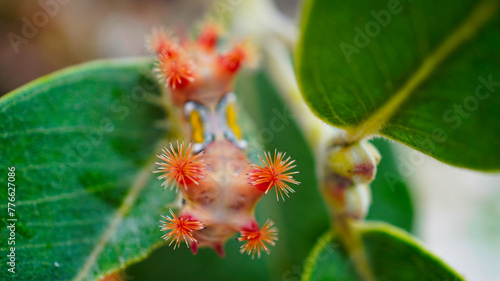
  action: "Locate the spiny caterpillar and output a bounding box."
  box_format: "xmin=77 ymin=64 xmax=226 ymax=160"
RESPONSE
xmin=147 ymin=23 xmax=300 ymax=258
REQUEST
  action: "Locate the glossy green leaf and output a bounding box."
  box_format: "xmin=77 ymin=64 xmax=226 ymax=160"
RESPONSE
xmin=0 ymin=58 xmax=176 ymax=281
xmin=367 ymin=139 xmax=414 ymax=232
xmin=302 ymin=222 xmax=464 ymax=281
xmin=296 ymin=0 xmax=500 ymax=170
xmin=127 ymin=71 xmax=331 ymax=281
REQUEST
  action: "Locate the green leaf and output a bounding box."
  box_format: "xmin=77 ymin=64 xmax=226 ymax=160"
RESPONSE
xmin=296 ymin=0 xmax=500 ymax=170
xmin=127 ymin=71 xmax=331 ymax=280
xmin=302 ymin=222 xmax=464 ymax=281
xmin=367 ymin=139 xmax=414 ymax=232
xmin=0 ymin=58 xmax=176 ymax=281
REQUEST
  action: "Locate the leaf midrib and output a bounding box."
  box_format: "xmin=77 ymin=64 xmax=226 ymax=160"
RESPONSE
xmin=348 ymin=0 xmax=499 ymax=142
xmin=72 ymin=140 xmax=164 ymax=281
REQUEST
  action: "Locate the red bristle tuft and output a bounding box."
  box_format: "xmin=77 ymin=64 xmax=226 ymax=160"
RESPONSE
xmin=214 ymin=243 xmax=226 ymax=257
xmin=197 ymin=24 xmax=221 ymax=51
xmin=154 ymin=141 xmax=205 ymax=190
xmin=156 ymin=53 xmax=195 ymax=89
xmin=238 ymin=220 xmax=278 ymax=259
xmin=147 ymin=28 xmax=179 ymax=58
xmin=218 ymin=43 xmax=247 ymax=73
xmin=249 ymin=150 xmax=300 ymax=201
xmin=159 ymin=209 xmax=205 ymax=249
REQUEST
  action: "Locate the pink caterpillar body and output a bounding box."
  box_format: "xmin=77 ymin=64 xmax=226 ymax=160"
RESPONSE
xmin=149 ymin=24 xmax=300 ymax=258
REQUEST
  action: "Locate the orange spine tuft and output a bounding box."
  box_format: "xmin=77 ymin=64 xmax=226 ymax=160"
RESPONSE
xmin=218 ymin=43 xmax=248 ymax=73
xmin=159 ymin=209 xmax=205 ymax=249
xmin=249 ymin=150 xmax=300 ymax=201
xmin=154 ymin=141 xmax=205 ymax=190
xmin=238 ymin=220 xmax=278 ymax=259
xmin=197 ymin=23 xmax=222 ymax=51
xmin=147 ymin=28 xmax=180 ymax=58
xmin=156 ymin=53 xmax=196 ymax=89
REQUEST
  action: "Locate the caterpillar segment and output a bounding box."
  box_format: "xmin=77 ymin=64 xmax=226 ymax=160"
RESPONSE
xmin=149 ymin=24 xmax=299 ymax=258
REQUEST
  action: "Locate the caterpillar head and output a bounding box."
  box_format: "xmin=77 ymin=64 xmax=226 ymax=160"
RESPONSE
xmin=148 ymin=23 xmax=256 ymax=107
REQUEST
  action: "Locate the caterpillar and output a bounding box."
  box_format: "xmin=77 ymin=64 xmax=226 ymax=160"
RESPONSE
xmin=147 ymin=23 xmax=300 ymax=258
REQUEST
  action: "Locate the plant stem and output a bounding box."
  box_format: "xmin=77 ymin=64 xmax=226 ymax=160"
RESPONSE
xmin=229 ymin=1 xmax=378 ymax=281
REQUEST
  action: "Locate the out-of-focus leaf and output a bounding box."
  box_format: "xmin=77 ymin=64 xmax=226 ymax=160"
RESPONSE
xmin=367 ymin=139 xmax=414 ymax=232
xmin=296 ymin=0 xmax=500 ymax=170
xmin=302 ymin=222 xmax=464 ymax=281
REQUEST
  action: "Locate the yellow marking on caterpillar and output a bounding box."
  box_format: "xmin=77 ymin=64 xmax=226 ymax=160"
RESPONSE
xmin=189 ymin=110 xmax=204 ymax=143
xmin=226 ymin=104 xmax=242 ymax=139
